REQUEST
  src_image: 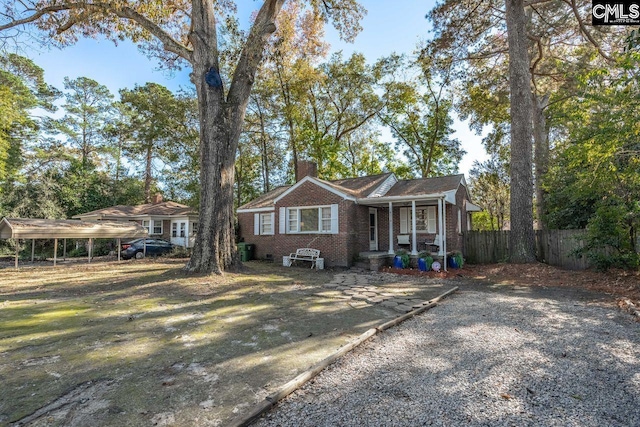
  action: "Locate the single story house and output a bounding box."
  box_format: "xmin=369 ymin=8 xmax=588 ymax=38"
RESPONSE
xmin=72 ymin=194 xmax=198 ymax=248
xmin=237 ymin=161 xmax=481 ymax=268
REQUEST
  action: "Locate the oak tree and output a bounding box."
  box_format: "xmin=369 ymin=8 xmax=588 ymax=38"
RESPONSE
xmin=0 ymin=0 xmax=364 ymax=274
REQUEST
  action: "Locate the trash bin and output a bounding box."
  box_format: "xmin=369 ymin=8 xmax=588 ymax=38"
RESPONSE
xmin=237 ymin=242 xmax=249 ymax=262
xmin=245 ymin=244 xmax=254 ymax=260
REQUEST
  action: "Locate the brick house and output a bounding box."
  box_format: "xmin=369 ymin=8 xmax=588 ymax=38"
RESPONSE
xmin=72 ymin=194 xmax=199 ymax=248
xmin=237 ymin=161 xmax=481 ymax=269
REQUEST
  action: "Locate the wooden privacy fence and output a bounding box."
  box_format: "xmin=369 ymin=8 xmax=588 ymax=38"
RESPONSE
xmin=464 ymin=229 xmax=590 ymax=270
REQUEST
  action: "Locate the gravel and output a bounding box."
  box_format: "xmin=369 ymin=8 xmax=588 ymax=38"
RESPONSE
xmin=253 ymin=287 xmax=640 ymax=427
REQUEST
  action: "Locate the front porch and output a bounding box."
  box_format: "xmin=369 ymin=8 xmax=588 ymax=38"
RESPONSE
xmin=355 ymin=251 xmax=446 ymax=272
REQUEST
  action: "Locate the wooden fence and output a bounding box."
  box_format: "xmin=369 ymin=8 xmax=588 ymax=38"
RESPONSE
xmin=464 ymin=229 xmax=590 ymax=270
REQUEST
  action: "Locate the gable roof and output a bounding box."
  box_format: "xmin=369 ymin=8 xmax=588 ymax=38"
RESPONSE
xmin=72 ymin=201 xmax=196 ymax=219
xmin=381 ymin=174 xmax=465 ymax=198
xmin=237 ymin=186 xmax=292 ymax=211
xmin=237 ymin=173 xmax=468 ymax=211
xmin=320 ymin=173 xmax=395 ymax=198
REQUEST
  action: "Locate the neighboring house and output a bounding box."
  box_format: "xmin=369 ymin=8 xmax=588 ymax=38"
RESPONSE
xmin=73 ymin=194 xmax=199 ymax=248
xmin=237 ymin=161 xmax=481 ymax=268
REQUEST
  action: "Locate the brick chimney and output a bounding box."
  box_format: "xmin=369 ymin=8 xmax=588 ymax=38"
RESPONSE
xmin=296 ymin=160 xmax=318 ymax=182
xmin=151 ymin=193 xmax=163 ymax=204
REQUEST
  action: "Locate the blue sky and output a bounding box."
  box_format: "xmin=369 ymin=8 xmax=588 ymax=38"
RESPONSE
xmin=20 ymin=0 xmax=487 ymax=175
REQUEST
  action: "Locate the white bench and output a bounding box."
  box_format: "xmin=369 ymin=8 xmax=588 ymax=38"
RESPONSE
xmin=284 ymin=248 xmax=321 ymax=269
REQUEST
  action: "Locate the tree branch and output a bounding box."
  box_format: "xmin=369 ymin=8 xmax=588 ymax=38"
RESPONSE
xmin=228 ymin=0 xmax=285 ymax=128
xmin=565 ymin=0 xmax=614 ymax=63
xmin=0 ymin=2 xmax=192 ymax=61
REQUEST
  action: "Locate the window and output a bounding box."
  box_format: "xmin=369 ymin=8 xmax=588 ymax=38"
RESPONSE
xmin=142 ymin=220 xmax=150 ymax=233
xmin=191 ymin=222 xmax=198 ymax=235
xmin=260 ymin=213 xmax=273 ymax=235
xmin=286 ymin=206 xmax=336 ymax=233
xmin=172 ymin=223 xmax=177 ymax=238
xmin=153 ymin=220 xmax=162 ymax=235
xmin=179 ymin=222 xmax=186 ymax=237
xmin=400 ymin=206 xmax=437 ymax=234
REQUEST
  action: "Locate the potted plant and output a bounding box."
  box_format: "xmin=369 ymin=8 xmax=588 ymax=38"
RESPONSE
xmin=448 ymin=251 xmax=464 ymax=269
xmin=394 ymin=249 xmax=410 ymax=269
xmin=417 ymin=251 xmax=433 ymax=271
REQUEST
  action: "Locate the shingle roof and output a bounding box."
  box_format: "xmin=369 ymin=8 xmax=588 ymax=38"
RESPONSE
xmin=382 ymin=174 xmax=464 ymax=197
xmin=237 ymin=186 xmax=291 ymax=210
xmin=73 ymin=201 xmax=196 ymax=218
xmin=319 ymin=173 xmax=394 ymax=198
xmin=237 ymin=173 xmax=465 ymax=209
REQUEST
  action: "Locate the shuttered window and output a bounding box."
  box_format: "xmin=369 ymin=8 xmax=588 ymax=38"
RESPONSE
xmin=400 ymin=206 xmax=436 ymax=233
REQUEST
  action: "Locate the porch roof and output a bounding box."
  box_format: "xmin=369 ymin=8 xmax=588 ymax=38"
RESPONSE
xmin=0 ymin=217 xmax=149 ymax=239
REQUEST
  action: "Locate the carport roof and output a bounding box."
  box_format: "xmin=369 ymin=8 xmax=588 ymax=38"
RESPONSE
xmin=0 ymin=217 xmax=149 ymax=239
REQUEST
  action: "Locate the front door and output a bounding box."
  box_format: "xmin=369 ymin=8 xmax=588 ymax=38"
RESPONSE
xmin=171 ymin=221 xmax=188 ymax=247
xmin=369 ymin=208 xmax=378 ymax=251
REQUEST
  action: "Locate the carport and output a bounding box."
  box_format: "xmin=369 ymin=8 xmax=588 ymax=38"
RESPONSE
xmin=0 ymin=217 xmax=149 ymax=268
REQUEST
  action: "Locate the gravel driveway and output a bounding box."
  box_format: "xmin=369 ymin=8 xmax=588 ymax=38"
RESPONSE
xmin=254 ymin=284 xmax=640 ymax=427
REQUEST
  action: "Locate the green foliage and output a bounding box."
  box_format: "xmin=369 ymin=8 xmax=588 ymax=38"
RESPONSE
xmin=468 ymin=155 xmax=509 ymax=230
xmin=418 ymin=252 xmax=434 ymax=270
xmin=578 ymin=204 xmax=640 ymax=271
xmin=395 ymin=249 xmax=410 ymax=268
xmin=452 ymin=251 xmax=464 ymax=268
xmin=378 ymin=55 xmax=464 ymax=178
xmin=118 ymin=83 xmax=196 ymax=201
xmin=545 ymin=53 xmax=640 ymax=271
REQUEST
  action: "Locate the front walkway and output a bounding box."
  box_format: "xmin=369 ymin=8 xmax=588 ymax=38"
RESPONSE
xmin=323 ymin=273 xmax=438 ymax=312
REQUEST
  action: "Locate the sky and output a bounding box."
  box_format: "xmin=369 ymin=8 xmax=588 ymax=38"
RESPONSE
xmin=18 ymin=0 xmax=487 ymax=176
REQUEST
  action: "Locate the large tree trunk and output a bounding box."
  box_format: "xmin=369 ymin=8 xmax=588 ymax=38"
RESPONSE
xmin=505 ymin=0 xmax=536 ymax=263
xmin=185 ymin=0 xmax=283 ymax=274
xmin=144 ymin=143 xmax=153 ymax=203
xmin=532 ymin=93 xmax=550 ymax=228
xmin=184 ymin=0 xmax=237 ymax=274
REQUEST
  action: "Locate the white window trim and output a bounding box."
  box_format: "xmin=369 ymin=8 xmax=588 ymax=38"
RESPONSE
xmin=400 ymin=206 xmax=437 ymax=234
xmin=254 ymin=212 xmax=275 ymax=236
xmin=152 ymin=219 xmax=163 ymax=235
xmin=285 ymin=204 xmax=338 ymax=234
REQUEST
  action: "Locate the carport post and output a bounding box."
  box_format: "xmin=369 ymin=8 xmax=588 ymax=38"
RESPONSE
xmin=31 ymin=239 xmax=35 ymax=263
xmin=53 ymin=238 xmax=58 ymax=267
xmin=143 ymin=239 xmax=146 ymax=257
xmin=117 ymin=238 xmax=121 ymax=261
xmin=88 ymin=238 xmax=92 ymax=264
xmin=63 ymin=239 xmax=67 ymax=260
xmin=15 ymin=240 xmax=19 ymax=269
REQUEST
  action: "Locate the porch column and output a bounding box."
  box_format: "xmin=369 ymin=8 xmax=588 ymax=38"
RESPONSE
xmin=438 ymin=198 xmax=444 ymax=256
xmin=388 ymin=202 xmax=394 ymax=255
xmin=15 ymin=240 xmax=19 ymax=269
xmin=117 ymin=238 xmax=121 ymax=261
xmin=411 ymin=200 xmax=418 ymax=255
xmin=88 ymin=238 xmax=92 ymax=263
xmin=443 ymin=200 xmax=447 ymax=272
xmin=31 ymin=239 xmax=35 ymax=263
xmin=53 ymin=238 xmax=58 ymax=267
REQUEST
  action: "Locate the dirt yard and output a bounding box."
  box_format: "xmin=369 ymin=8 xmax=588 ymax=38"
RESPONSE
xmin=0 ymin=260 xmax=450 ymax=426
xmin=460 ymin=262 xmax=640 ymax=308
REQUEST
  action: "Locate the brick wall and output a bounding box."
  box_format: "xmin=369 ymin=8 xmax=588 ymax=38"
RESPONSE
xmin=273 ymin=181 xmax=357 ymax=267
xmin=237 ymin=181 xmax=473 ymax=266
xmin=237 ymin=213 xmax=276 ymax=259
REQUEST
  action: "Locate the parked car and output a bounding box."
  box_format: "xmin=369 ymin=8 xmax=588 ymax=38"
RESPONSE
xmin=121 ymin=238 xmax=173 ymax=260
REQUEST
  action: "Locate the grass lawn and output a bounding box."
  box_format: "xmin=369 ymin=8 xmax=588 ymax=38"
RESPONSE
xmin=0 ymin=259 xmax=433 ymax=426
